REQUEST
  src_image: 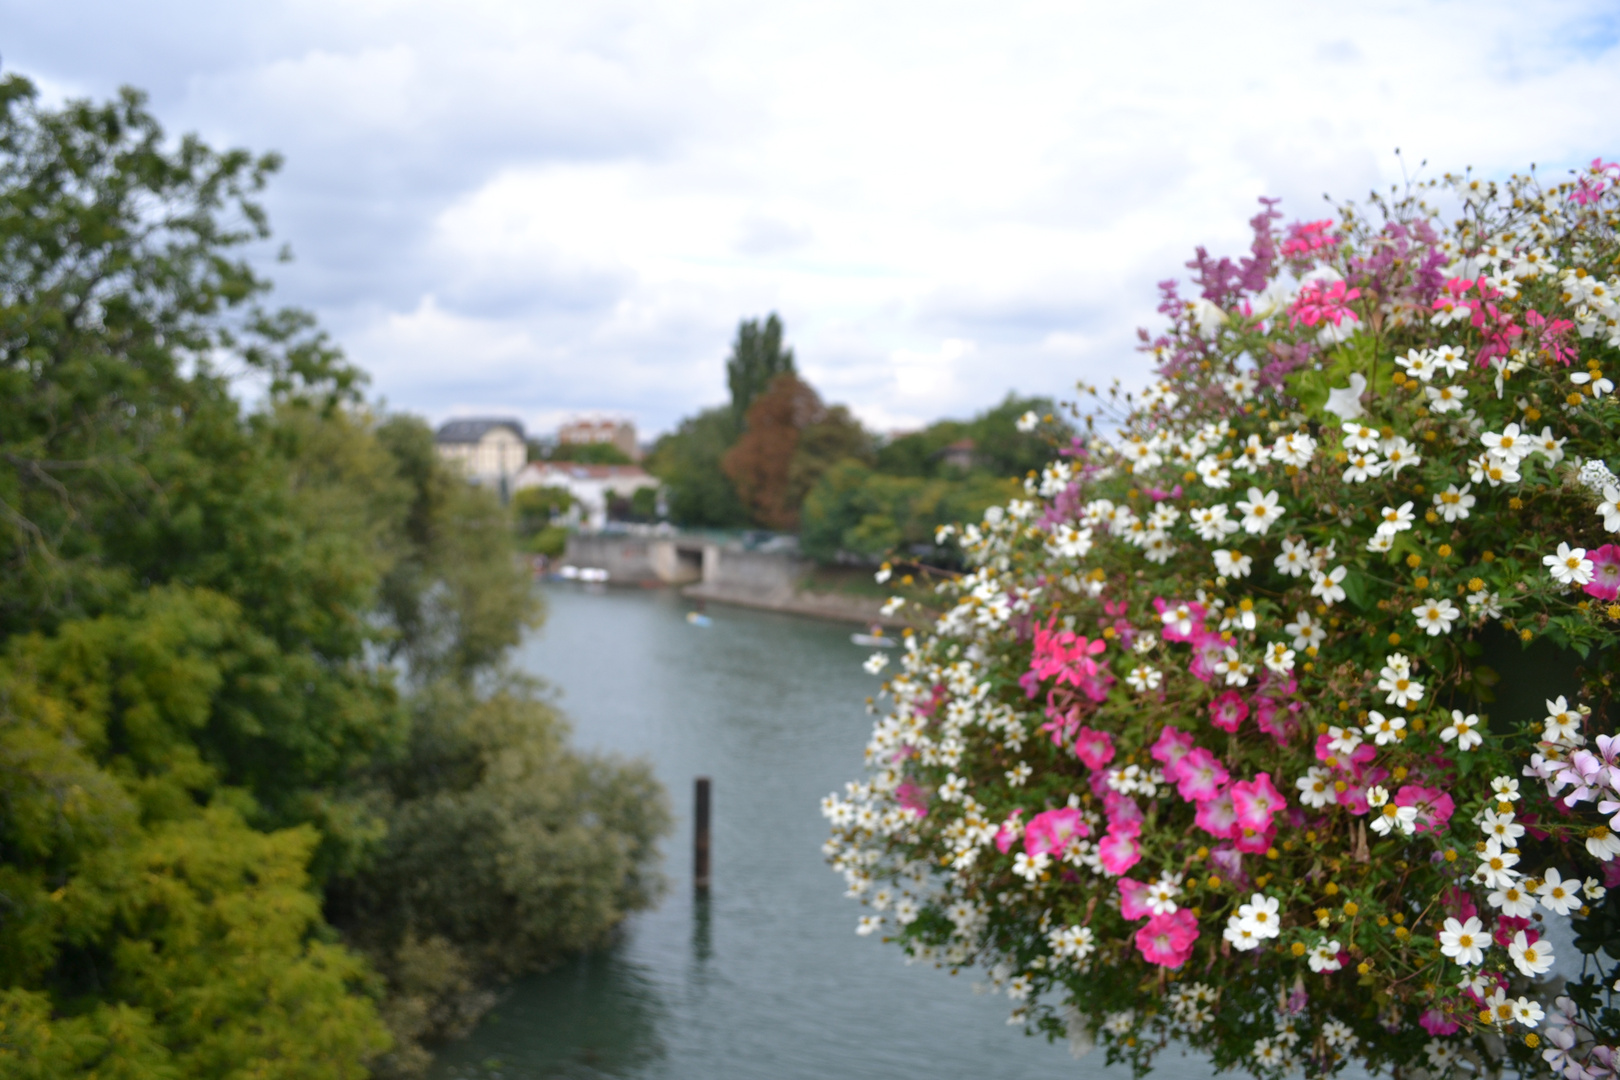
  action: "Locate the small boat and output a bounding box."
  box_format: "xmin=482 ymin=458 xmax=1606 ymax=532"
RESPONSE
xmin=686 ymin=612 xmax=712 ymax=627
xmin=577 ymin=567 xmax=610 ymax=583
xmin=851 ymin=627 xmax=896 ymax=648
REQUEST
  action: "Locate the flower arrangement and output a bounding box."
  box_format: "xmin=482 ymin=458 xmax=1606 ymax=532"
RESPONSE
xmin=824 ymin=158 xmax=1620 ymax=1078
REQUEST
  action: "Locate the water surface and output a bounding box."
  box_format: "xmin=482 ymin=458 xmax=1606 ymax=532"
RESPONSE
xmin=430 ymin=583 xmax=1215 ymax=1079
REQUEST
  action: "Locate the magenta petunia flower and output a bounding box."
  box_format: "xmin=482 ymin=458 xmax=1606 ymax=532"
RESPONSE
xmin=1073 ymin=726 xmax=1116 ymax=770
xmin=1150 ymin=725 xmax=1196 ymax=781
xmin=1097 ymin=826 xmax=1142 ymax=876
xmin=1175 ymin=747 xmax=1229 ymax=803
xmin=1208 ymin=690 xmax=1249 ymax=733
xmin=1135 ymin=908 xmax=1199 ymax=968
xmin=1024 ymin=807 xmax=1087 ymax=858
xmin=1231 ymin=772 xmax=1285 ymax=832
xmin=1584 ymin=543 xmax=1620 ymax=601
xmin=1194 ymin=790 xmax=1240 ymax=839
xmin=1118 ymin=876 xmax=1154 ymax=920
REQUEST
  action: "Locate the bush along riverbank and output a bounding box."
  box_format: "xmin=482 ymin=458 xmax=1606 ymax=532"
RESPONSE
xmin=0 ymin=75 xmax=668 ymax=1079
xmin=826 ymin=160 xmax=1620 ymax=1079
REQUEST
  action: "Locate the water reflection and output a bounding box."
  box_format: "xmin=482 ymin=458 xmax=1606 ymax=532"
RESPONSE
xmin=432 ymin=941 xmax=668 ymax=1079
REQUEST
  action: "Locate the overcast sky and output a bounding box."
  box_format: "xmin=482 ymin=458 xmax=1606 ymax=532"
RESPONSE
xmin=5 ymin=2 xmax=1618 ymax=437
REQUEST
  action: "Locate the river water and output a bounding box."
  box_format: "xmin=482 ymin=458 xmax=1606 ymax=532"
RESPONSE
xmin=429 ymin=583 xmax=1214 ymax=1080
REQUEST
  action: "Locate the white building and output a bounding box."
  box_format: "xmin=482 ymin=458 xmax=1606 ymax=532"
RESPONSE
xmin=434 ymin=418 xmax=527 ymax=497
xmin=514 ymin=461 xmax=660 ymax=529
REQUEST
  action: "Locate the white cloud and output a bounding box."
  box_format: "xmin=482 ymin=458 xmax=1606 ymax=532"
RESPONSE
xmin=3 ymin=0 xmax=1618 ymax=438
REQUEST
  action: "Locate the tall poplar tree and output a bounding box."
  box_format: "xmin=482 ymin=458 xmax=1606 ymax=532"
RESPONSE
xmin=725 ymin=313 xmax=795 ymax=426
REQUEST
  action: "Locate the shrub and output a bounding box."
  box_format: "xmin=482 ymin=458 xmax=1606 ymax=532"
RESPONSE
xmin=826 ymin=159 xmax=1620 ymax=1079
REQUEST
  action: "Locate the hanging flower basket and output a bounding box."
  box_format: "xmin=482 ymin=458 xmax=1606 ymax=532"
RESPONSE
xmin=825 ymin=158 xmax=1620 ymax=1078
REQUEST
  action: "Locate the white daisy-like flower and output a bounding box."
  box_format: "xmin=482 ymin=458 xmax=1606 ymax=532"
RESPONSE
xmin=1364 ymin=710 xmax=1406 ymax=745
xmin=857 ymin=914 xmax=882 ymax=935
xmin=1310 ymin=566 xmax=1348 ymax=606
xmin=1341 ymin=423 xmax=1380 ymax=452
xmin=1413 ymin=597 xmax=1461 ymax=636
xmin=1235 ymin=487 xmax=1283 ymax=535
xmin=1307 ymin=940 xmax=1343 ymax=972
xmin=1366 ymin=532 xmax=1395 ymax=553
xmin=1295 ymin=767 xmax=1335 ymax=809
xmin=1325 ymin=725 xmax=1361 ymax=755
xmin=1015 ymin=410 xmax=1040 ymax=432
xmin=1188 ymin=505 xmax=1241 ymax=542
xmin=1440 ymin=710 xmax=1482 ymax=751
xmin=1438 ymin=916 xmax=1486 ymax=966
xmin=864 ymin=652 xmax=891 ymax=674
xmin=1343 ymin=452 xmax=1383 ymax=483
xmin=1433 ymin=483 xmax=1476 ymax=522
xmin=1533 ymin=426 xmax=1567 ymax=465
xmin=1544 ymin=695 xmax=1584 ymax=745
xmin=1508 ymin=930 xmax=1555 ymax=977
xmin=1487 ymin=882 xmax=1536 ymax=917
xmin=1284 ymin=610 xmax=1326 ymax=650
xmin=1482 ymin=422 xmax=1534 ymax=462
xmin=1425 ymin=1038 xmax=1459 ymax=1071
xmin=1262 ymin=642 xmax=1295 ymax=674
xmin=1274 ymin=538 xmax=1311 ymax=577
xmin=1544 ymin=542 xmax=1595 ymax=586
xmin=1397 ymin=348 xmax=1437 ymax=381
xmin=1370 ymin=799 xmax=1418 ymax=836
xmin=1513 ymin=998 xmax=1545 ymax=1028
xmin=1126 ymin=666 xmax=1162 ymax=693
xmin=1235 ymin=893 xmax=1281 ymax=939
xmin=1272 ymin=431 xmax=1317 ymax=468
xmin=1382 ymin=437 xmax=1421 ymax=475
xmin=1213 ymin=548 xmax=1253 ymax=578
xmin=1599 ymin=484 xmax=1620 ymax=533
xmin=1196 ymin=456 xmax=1232 ymax=489
xmin=1537 ymin=868 xmax=1581 ymax=916
xmin=1377 ymin=655 xmax=1424 ymax=708
xmin=1477 ymin=840 xmax=1521 ymax=889
xmin=1492 ymin=776 xmax=1521 ymax=802
xmin=1321 ymin=1020 xmax=1356 ymax=1049
xmin=1425 ymin=383 xmax=1469 ymax=412
xmin=1481 ymin=808 xmax=1523 ymax=847
xmin=1376 ymin=501 xmax=1416 ymax=537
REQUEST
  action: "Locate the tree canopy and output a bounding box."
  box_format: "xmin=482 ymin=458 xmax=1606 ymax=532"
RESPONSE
xmin=725 ymin=313 xmax=796 ymax=426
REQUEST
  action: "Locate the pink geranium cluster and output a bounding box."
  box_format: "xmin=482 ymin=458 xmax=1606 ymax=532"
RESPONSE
xmin=1288 ymin=278 xmax=1361 ymax=328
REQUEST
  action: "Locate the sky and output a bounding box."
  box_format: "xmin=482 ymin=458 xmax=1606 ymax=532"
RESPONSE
xmin=4 ymin=1 xmax=1619 ymax=439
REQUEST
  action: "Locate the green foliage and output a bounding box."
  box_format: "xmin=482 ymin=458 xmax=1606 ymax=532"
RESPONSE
xmin=512 ymin=485 xmax=576 ymax=534
xmin=0 ymin=73 xmax=671 ymax=1079
xmin=874 ymin=394 xmax=1067 ymax=480
xmin=800 ymin=460 xmax=1019 ymax=561
xmin=543 ymin=441 xmax=633 ymax=465
xmin=644 ymin=406 xmax=750 ymax=527
xmin=726 ymin=313 xmax=796 ymax=427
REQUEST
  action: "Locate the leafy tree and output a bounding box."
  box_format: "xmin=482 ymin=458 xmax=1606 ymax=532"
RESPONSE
xmin=643 ymin=407 xmax=749 ymax=527
xmin=722 ymin=373 xmax=821 ymax=530
xmin=725 ymin=313 xmax=795 ymax=426
xmin=800 ymin=460 xmax=1019 ymax=563
xmin=511 ymin=485 xmax=576 ymax=535
xmin=543 ymin=441 xmax=634 ymax=465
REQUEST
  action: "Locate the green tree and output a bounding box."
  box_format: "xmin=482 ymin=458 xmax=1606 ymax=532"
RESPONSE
xmin=544 ymin=441 xmax=633 ymax=465
xmin=725 ymin=313 xmax=795 ymax=426
xmin=643 ymin=407 xmax=749 ymax=527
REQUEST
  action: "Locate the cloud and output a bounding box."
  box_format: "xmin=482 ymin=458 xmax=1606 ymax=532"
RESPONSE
xmin=3 ymin=0 xmax=1618 ymax=439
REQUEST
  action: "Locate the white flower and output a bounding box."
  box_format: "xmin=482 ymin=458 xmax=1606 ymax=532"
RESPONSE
xmin=1295 ymin=767 xmax=1335 ymax=809
xmin=1016 ymin=410 xmax=1040 ymax=432
xmin=1321 ymin=1019 xmax=1356 ymax=1049
xmin=1413 ymin=598 xmax=1461 ymax=636
xmin=1234 ymin=433 xmax=1271 ymax=472
xmin=1513 ymin=997 xmax=1545 ymax=1028
xmin=1508 ymin=929 xmax=1555 ymax=977
xmin=1005 ymin=762 xmax=1032 ymax=787
xmin=1213 ymin=549 xmax=1253 ymax=578
xmin=1533 ymin=426 xmax=1567 ymax=465
xmin=1438 ymin=916 xmax=1486 ymax=966
xmin=1324 ymin=373 xmax=1367 ymax=420
xmin=1481 ymin=809 xmax=1524 ymax=847
xmin=1272 ymin=431 xmax=1317 ymax=468
xmin=1440 ymin=710 xmax=1482 ymax=751
xmin=1262 ymin=642 xmax=1295 ymax=675
xmin=1214 ymin=647 xmax=1253 ymax=687
xmin=1235 ymin=893 xmax=1281 ymax=939
xmin=1223 ymin=916 xmax=1262 ymax=951
xmin=1469 ymin=452 xmax=1521 ymax=487
xmin=1487 ymin=882 xmax=1536 ymax=917
xmin=1377 ymin=655 xmax=1425 ymax=708
xmin=1477 ymin=840 xmax=1521 ymax=889
xmin=1013 ymin=851 xmax=1051 ymax=882
xmin=1432 ymin=344 xmax=1469 ymax=375
xmin=874 ymin=565 xmax=892 ymax=583
xmin=1376 ymin=502 xmax=1416 ymax=537
xmin=1310 ymin=565 xmax=1348 ymax=606
xmin=1284 ymin=610 xmax=1326 ymax=651
xmin=1424 ymin=1039 xmax=1458 ymax=1072
xmin=1235 ymin=487 xmax=1283 ymax=535
xmin=1326 ymin=725 xmax=1362 ymax=756
xmin=1397 ymin=348 xmax=1437 ymax=381
xmin=1543 ymin=696 xmax=1583 ymax=745
xmin=1366 ymin=784 xmax=1389 ymax=807
xmin=1537 ymin=868 xmax=1581 ymax=916
xmin=1126 ymin=665 xmax=1162 ymax=693
xmin=1382 ymin=437 xmax=1421 ymax=475
xmin=857 ymin=915 xmax=882 ymax=935
xmin=1572 ymin=368 xmax=1616 ymax=398
xmin=1274 ymin=538 xmax=1311 ymax=577
xmin=1599 ymin=484 xmax=1620 ymax=533
xmin=1364 ymin=710 xmax=1406 ymax=746
xmin=1482 ymin=423 xmax=1534 ymax=462
xmin=1005 ymin=973 xmax=1033 ymax=1000
xmin=1343 ymin=452 xmax=1384 ymax=483
xmin=937 ymin=774 xmax=967 ymax=802
xmin=1492 ymin=776 xmax=1521 ymax=802
xmin=1366 ymin=532 xmax=1394 ymax=553
xmin=1341 ymin=423 xmax=1380 ymax=452
xmin=1544 ymin=542 xmax=1595 ymax=586
xmin=881 ymin=595 xmax=906 ymax=616
xmin=1196 ymin=456 xmax=1232 ymax=489
xmin=1308 ymin=940 xmax=1343 ymax=972
xmin=1146 ymin=873 xmax=1181 ymax=915
xmin=1425 ymin=383 xmax=1469 ymax=413
xmin=1586 ymin=877 xmax=1608 ymax=901
xmin=1371 ymin=799 xmax=1418 ymax=836
xmin=893 ymin=896 xmax=920 ymax=924
xmin=864 ymin=652 xmax=891 ymax=675
xmin=1433 ymin=483 xmax=1476 ymax=522
xmin=1188 ymin=504 xmax=1241 ymax=541
xmin=1588 ymin=827 xmax=1620 ymax=861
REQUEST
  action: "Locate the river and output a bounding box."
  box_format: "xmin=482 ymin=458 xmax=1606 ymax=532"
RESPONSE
xmin=429 ymin=583 xmax=1215 ymax=1080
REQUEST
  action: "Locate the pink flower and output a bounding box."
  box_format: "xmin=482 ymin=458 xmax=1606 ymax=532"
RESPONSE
xmin=994 ymin=810 xmax=1024 ymax=854
xmin=1525 ymin=308 xmax=1578 ymax=366
xmin=894 ymin=781 xmax=930 ymax=818
xmin=1118 ymin=876 xmax=1154 ymax=919
xmin=1029 ymin=618 xmax=1108 ymax=691
xmin=1585 ymin=544 xmax=1620 ymax=601
xmin=1187 ymin=630 xmax=1227 ymax=684
xmin=1289 ymin=279 xmax=1361 ymax=329
xmin=1208 ymin=845 xmax=1248 ymax=889
xmin=1232 ymin=821 xmax=1276 ymax=854
xmin=1394 ymin=785 xmax=1455 ymax=834
xmin=1135 ymin=908 xmax=1199 ymax=968
xmin=1024 ymin=807 xmax=1088 ymax=857
xmin=1153 ymin=597 xmax=1206 ymax=642
xmin=1195 ymin=790 xmax=1240 ymax=839
xmin=1208 ymin=690 xmax=1249 ymax=733
xmin=1253 ymin=695 xmax=1296 ymax=746
xmin=1493 ymin=916 xmax=1533 ymax=950
xmin=1175 ymin=747 xmax=1229 ymax=803
xmin=1151 ymin=726 xmax=1197 ymax=781
xmin=1280 ymin=219 xmax=1337 ymax=258
xmin=1097 ymin=826 xmax=1142 ymax=876
xmin=1073 ymin=726 xmax=1116 ymax=770
xmin=1419 ymin=1009 xmax=1460 ymax=1037
xmin=1104 ymin=792 xmax=1143 ymax=831
xmin=1231 ymin=772 xmax=1286 ymax=832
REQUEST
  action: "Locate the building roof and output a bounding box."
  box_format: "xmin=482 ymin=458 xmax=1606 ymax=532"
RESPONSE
xmin=434 ymin=418 xmax=525 ymax=444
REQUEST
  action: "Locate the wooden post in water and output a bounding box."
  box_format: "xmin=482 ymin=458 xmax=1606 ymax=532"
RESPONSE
xmin=694 ymin=777 xmax=712 ymax=893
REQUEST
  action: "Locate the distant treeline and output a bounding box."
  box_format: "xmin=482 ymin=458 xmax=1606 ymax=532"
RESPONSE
xmin=0 ymin=75 xmax=668 ymax=1078
xmin=645 ymin=315 xmax=1070 ymax=562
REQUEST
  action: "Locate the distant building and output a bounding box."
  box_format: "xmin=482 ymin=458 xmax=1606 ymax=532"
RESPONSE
xmin=938 ymin=437 xmax=978 ymax=472
xmin=434 ymin=418 xmax=527 ymax=497
xmin=557 ymin=416 xmax=639 ymax=461
xmin=515 ymin=461 xmax=660 ymax=530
